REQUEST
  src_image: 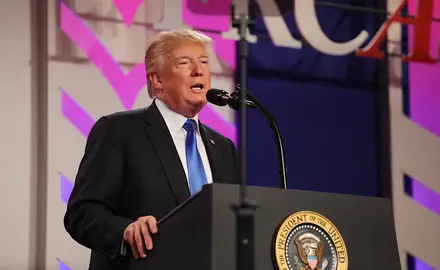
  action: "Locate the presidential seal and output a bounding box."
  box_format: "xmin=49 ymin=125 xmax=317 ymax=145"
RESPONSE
xmin=273 ymin=211 xmax=348 ymax=270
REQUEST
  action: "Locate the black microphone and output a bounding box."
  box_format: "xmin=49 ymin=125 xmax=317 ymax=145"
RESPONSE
xmin=206 ymin=88 xmax=256 ymax=110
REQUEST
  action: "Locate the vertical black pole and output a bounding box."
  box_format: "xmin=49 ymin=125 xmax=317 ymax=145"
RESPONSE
xmin=238 ymin=14 xmax=248 ymax=211
xmin=230 ymin=2 xmax=257 ymax=270
xmin=374 ymin=0 xmax=392 ymax=199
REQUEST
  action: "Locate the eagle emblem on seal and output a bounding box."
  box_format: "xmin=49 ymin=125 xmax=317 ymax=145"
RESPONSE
xmin=294 ymin=233 xmax=329 ymax=270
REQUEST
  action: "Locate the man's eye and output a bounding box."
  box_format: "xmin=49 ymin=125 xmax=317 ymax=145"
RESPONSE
xmin=179 ymin=61 xmax=189 ymax=65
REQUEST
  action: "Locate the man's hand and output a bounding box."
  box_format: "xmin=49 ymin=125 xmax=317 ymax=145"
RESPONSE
xmin=123 ymin=216 xmax=158 ymax=259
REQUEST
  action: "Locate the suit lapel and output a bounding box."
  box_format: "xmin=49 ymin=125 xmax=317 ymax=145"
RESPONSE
xmin=143 ymin=102 xmax=190 ymax=205
xmin=200 ymin=123 xmax=228 ymax=184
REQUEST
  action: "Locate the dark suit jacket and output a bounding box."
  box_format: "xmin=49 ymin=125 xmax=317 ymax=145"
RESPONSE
xmin=64 ymin=101 xmax=240 ymax=270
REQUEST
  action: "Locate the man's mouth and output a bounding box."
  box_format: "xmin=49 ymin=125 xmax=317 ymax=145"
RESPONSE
xmin=190 ymin=84 xmax=204 ymax=91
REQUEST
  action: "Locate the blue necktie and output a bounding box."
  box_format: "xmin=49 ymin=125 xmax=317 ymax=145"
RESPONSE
xmin=183 ymin=119 xmax=208 ymax=195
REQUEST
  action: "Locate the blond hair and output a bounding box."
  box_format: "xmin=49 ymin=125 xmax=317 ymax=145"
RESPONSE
xmin=144 ymin=29 xmax=213 ymax=98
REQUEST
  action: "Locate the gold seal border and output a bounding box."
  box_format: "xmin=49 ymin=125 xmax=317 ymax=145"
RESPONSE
xmin=273 ymin=211 xmax=348 ymax=270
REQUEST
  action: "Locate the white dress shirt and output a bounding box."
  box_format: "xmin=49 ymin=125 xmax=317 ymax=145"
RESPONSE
xmin=155 ymin=99 xmax=213 ymax=186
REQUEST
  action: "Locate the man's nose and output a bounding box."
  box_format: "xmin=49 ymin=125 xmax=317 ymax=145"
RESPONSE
xmin=191 ymin=63 xmax=203 ymax=77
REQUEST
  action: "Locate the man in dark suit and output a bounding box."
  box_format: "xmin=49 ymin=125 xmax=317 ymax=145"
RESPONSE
xmin=64 ymin=28 xmax=239 ymax=270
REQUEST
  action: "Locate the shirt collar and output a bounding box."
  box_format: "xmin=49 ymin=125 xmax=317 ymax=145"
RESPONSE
xmin=155 ymin=98 xmax=199 ymax=135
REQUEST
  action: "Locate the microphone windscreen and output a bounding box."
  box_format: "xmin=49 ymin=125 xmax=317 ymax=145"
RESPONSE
xmin=206 ymin=88 xmax=229 ymax=106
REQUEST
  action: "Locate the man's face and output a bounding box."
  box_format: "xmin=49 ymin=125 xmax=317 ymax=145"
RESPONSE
xmin=153 ymin=41 xmax=211 ymax=118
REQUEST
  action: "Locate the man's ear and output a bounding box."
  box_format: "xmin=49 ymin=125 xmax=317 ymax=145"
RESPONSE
xmin=149 ymin=73 xmax=163 ymax=91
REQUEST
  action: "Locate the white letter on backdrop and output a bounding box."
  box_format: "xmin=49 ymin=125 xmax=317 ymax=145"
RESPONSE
xmin=294 ymin=0 xmax=369 ymax=55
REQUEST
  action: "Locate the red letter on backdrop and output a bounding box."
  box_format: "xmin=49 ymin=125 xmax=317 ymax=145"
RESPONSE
xmin=357 ymin=0 xmax=435 ymax=64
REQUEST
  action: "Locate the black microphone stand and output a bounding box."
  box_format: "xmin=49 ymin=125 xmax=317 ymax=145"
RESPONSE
xmin=236 ymin=85 xmax=288 ymax=189
xmin=230 ymin=1 xmax=257 ymax=270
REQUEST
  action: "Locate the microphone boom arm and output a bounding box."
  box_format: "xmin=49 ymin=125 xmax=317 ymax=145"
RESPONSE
xmin=237 ymin=86 xmax=288 ymax=190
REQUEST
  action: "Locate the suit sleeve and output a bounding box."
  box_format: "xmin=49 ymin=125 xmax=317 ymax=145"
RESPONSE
xmin=64 ymin=116 xmax=132 ymax=260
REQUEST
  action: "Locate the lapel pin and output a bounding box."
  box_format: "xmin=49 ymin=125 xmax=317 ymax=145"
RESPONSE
xmin=209 ymin=139 xmax=215 ymax=145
